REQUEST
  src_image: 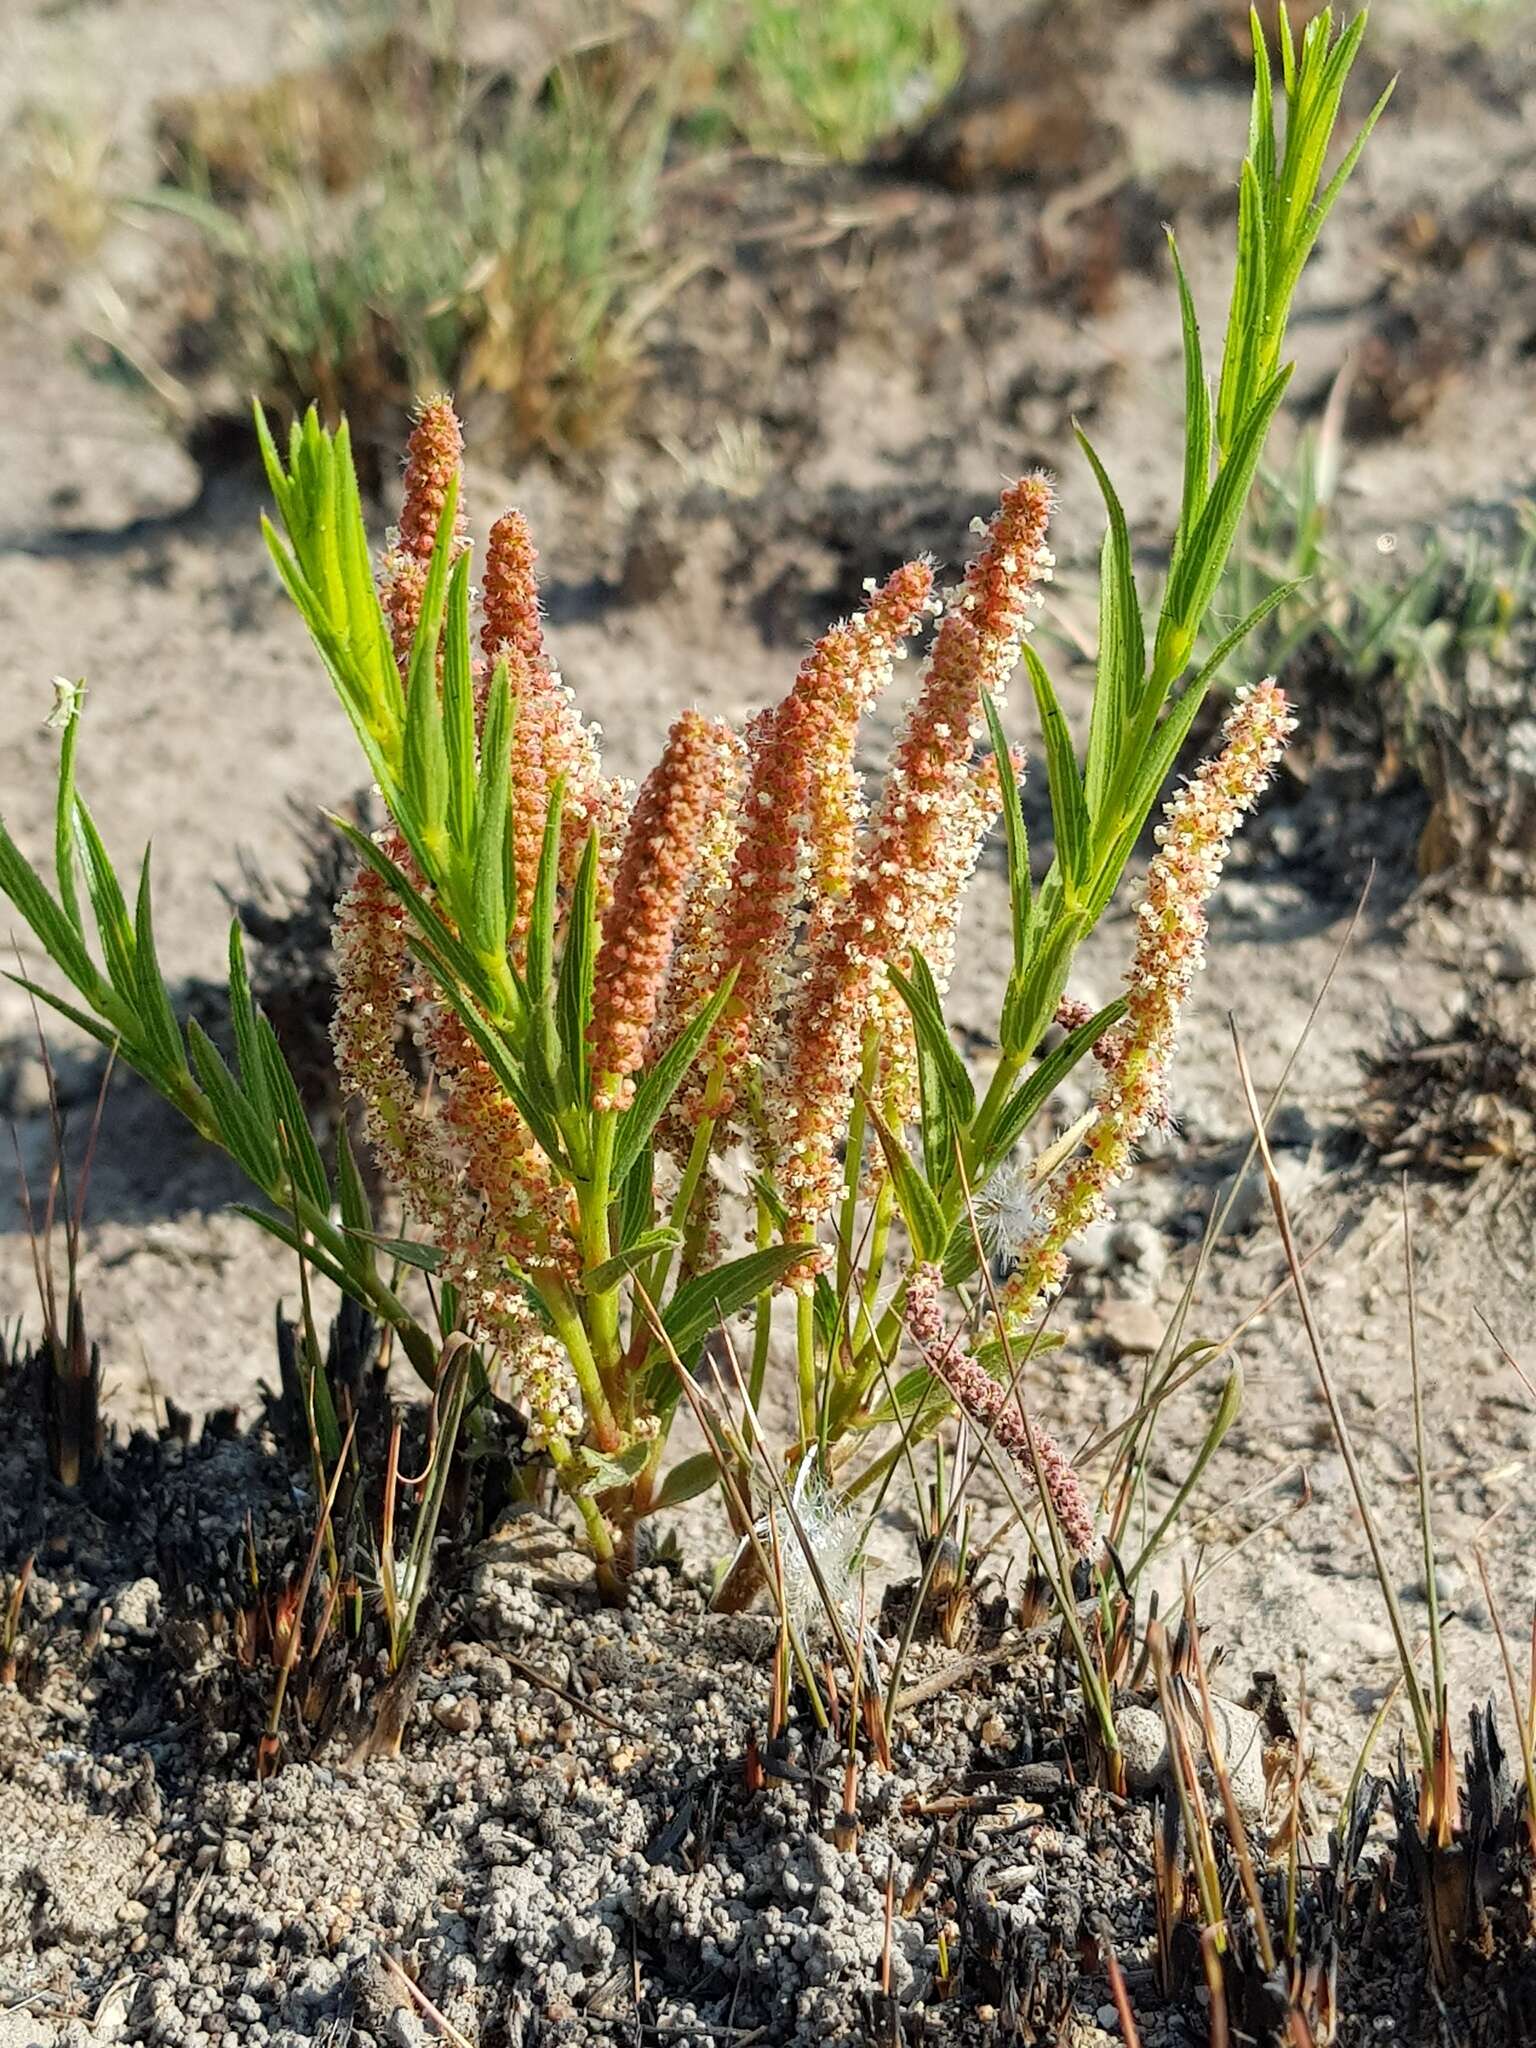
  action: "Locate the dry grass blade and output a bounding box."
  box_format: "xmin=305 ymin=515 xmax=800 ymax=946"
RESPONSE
xmin=878 ymin=1164 xmax=1095 ymax=1749
xmin=630 ymin=1277 xmax=833 ymax=1726
xmin=1 ymin=1554 xmax=35 ymax=1686
xmin=1228 ymin=1017 xmax=1436 ymax=1784
xmin=1403 ymin=1177 xmax=1449 ymax=1765
xmin=1102 ymin=1944 xmax=1143 ymax=2046
xmin=1472 ymin=1548 xmax=1536 ymax=1856
xmin=258 ymin=1409 xmax=357 ymax=1780
xmin=1475 ymin=1307 xmax=1536 ymax=1410
xmin=1184 ymin=1583 xmax=1276 ymax=1975
xmin=376 ymin=1946 xmax=474 ymax=2048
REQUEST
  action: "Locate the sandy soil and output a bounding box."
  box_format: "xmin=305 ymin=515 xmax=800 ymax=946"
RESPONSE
xmin=2 ymin=0 xmax=1536 ymax=1797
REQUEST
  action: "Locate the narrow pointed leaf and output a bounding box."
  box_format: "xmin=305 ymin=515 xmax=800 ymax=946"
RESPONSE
xmin=867 ymin=1102 xmax=948 ymax=1263
xmin=344 ymin=1229 xmax=445 ymax=1275
xmin=234 ymin=1205 xmax=355 ymax=1299
xmin=980 ymin=995 xmax=1127 ymax=1178
xmin=226 ymin=920 xmax=273 ymax=1127
xmin=660 ymin=1244 xmax=809 ymax=1368
xmin=441 ymin=554 xmax=477 ymax=854
xmin=1168 ymin=232 xmax=1213 ymax=572
xmin=187 ymin=1019 xmax=277 ymax=1185
xmin=0 ymin=819 xmax=103 ymax=1002
xmin=71 ymin=799 xmax=136 ymax=1002
xmin=259 ymin=1016 xmax=330 ymax=1214
xmin=584 ymin=1229 xmax=682 ymax=1296
xmin=53 ymin=708 xmax=84 ymax=939
xmin=648 ymin=1452 xmax=722 ymax=1514
xmin=613 ymin=968 xmax=738 ymax=1186
xmin=557 ymin=829 xmax=599 ymax=1108
xmin=618 ymin=1141 xmax=656 ymax=1250
xmin=525 ymin=777 xmax=565 ymax=1009
xmin=131 ymin=851 xmax=187 ymax=1077
xmin=981 ymin=693 xmax=1030 ymax=975
xmin=469 ymin=664 xmax=514 ymax=962
xmin=1022 ymin=646 xmax=1090 ymax=895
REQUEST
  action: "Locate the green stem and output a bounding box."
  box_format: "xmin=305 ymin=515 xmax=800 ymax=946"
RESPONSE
xmin=647 ymin=1109 xmax=716 ymax=1312
xmin=291 ymin=1192 xmax=437 ymax=1380
xmin=744 ymin=1196 xmax=775 ymax=1441
xmin=545 ymin=1429 xmax=623 ymax=1597
xmin=967 ymin=1047 xmax=1026 ymax=1169
xmin=581 ymin=1109 xmax=622 ymax=1376
xmin=795 ymin=1267 xmax=817 ymax=1449
xmin=858 ymin=1175 xmax=896 ymax=1334
xmin=542 ymin=1282 xmax=621 ymax=1450
xmin=836 ymin=1030 xmax=879 ymax=1299
xmin=395 ymin=1344 xmax=472 ymax=1665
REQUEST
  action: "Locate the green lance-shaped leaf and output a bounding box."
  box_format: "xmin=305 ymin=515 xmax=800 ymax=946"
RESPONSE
xmin=334 ymin=1122 xmax=376 ymax=1285
xmin=261 ymin=1017 xmax=331 ymax=1217
xmin=525 ymin=778 xmax=566 ymax=1097
xmin=226 ymin=920 xmax=273 ymax=1129
xmin=468 ymin=662 xmax=515 ymax=964
xmin=400 ymin=482 xmax=462 ymax=859
xmin=657 ymin=1242 xmax=811 ymax=1371
xmin=1023 ymin=645 xmax=1090 ymax=898
xmin=867 ymin=1102 xmax=948 ymax=1265
xmin=648 ymin=1451 xmax=723 ymax=1515
xmin=981 ymin=693 xmax=1030 ymax=978
xmin=1215 ymin=157 xmax=1271 ymax=464
xmin=1151 ymin=362 xmax=1293 ymax=689
xmin=1075 ymin=427 xmax=1145 ymax=815
xmin=344 ymin=1231 xmax=446 ymax=1276
xmin=234 ymin=1204 xmax=356 ymax=1300
xmin=887 ymin=954 xmax=974 ymax=1189
xmin=557 ymin=829 xmax=600 ymax=1110
xmin=186 ymin=1020 xmax=278 ymax=1189
xmin=441 ymin=554 xmax=477 ymax=857
xmin=71 ymin=797 xmax=136 ymax=1010
xmin=130 ymin=850 xmax=188 ymax=1081
xmin=613 ymin=967 xmax=739 ymax=1187
xmin=583 ymin=1229 xmax=683 ymax=1296
xmin=617 ymin=1140 xmax=657 ymax=1250
xmin=1167 ymin=233 xmax=1213 ymax=576
xmin=0 ymin=817 xmax=106 ymax=1016
xmin=976 ymin=994 xmax=1128 ymax=1188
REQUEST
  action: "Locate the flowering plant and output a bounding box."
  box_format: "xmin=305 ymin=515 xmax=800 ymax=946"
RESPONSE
xmin=0 ymin=10 xmax=1381 ymax=1608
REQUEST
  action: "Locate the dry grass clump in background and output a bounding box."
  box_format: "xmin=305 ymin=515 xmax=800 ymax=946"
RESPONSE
xmin=151 ymin=25 xmax=673 ymax=468
xmin=0 ymin=101 xmax=116 ymax=296
xmin=689 ymin=0 xmax=965 ymax=161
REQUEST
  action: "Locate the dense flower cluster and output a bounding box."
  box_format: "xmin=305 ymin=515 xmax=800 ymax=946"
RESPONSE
xmin=770 ymin=477 xmax=1055 ymax=1226
xmin=648 ymin=722 xmax=748 ymax=1150
xmin=712 ymin=562 xmax=937 ymax=1101
xmin=476 ymin=515 xmax=630 ymax=919
xmin=332 ymin=835 xmax=581 ymax=1432
xmin=906 ymin=1265 xmax=1097 ymax=1558
xmin=589 ymin=708 xmax=736 ymax=1109
xmin=1002 ymin=680 xmax=1296 ymax=1324
xmin=331 ymin=834 xmax=451 ymax=1229
xmin=336 ymin=404 xmax=591 ymax=1434
xmin=380 ymin=396 xmax=467 ymax=665
xmin=481 ymin=510 xmax=546 ymax=669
